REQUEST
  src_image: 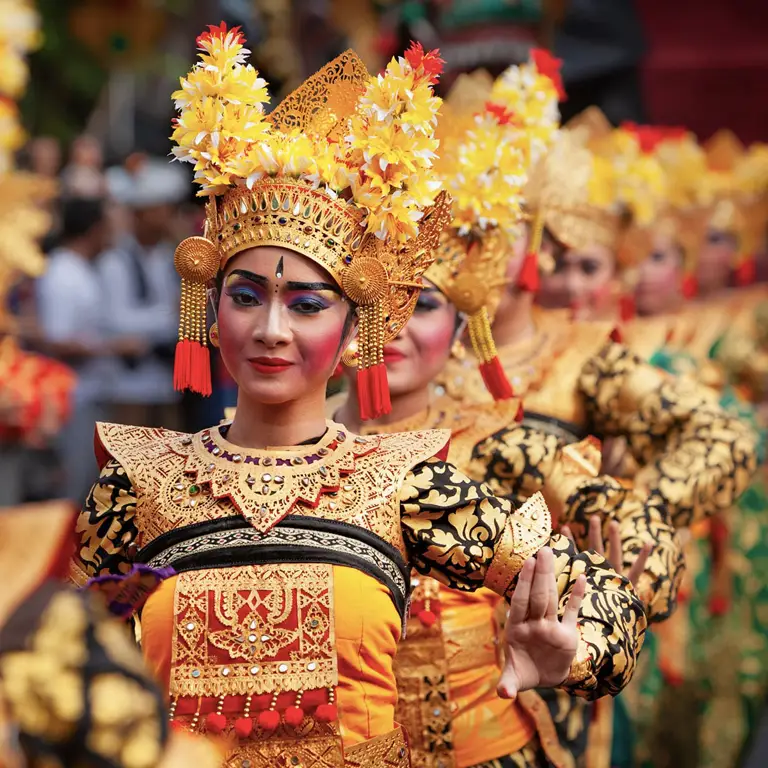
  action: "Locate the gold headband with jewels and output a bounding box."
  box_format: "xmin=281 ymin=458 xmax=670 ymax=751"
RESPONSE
xmin=170 ymin=26 xmax=451 ymax=419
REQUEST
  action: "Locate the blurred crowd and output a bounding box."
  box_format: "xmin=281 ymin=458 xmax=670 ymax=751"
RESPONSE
xmin=9 ymin=135 xmax=235 ymax=504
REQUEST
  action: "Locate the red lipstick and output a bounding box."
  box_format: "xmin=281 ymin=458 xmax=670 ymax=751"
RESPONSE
xmin=249 ymin=357 xmax=294 ymax=374
xmin=383 ymin=347 xmax=406 ymax=363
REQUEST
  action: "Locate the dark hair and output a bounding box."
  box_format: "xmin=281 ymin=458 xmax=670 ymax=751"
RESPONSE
xmin=60 ymin=198 xmax=105 ymax=241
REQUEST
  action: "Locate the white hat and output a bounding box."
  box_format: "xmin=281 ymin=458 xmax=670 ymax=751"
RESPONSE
xmin=107 ymin=157 xmax=189 ymax=208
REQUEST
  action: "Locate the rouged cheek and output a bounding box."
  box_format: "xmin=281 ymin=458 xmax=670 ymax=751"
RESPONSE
xmin=217 ymin=303 xmax=254 ymax=372
xmin=412 ymin=317 xmax=455 ymax=369
xmin=296 ymin=316 xmax=349 ymax=375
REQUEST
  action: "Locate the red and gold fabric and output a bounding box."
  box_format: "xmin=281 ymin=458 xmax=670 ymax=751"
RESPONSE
xmin=71 ymin=419 xmax=647 ymax=767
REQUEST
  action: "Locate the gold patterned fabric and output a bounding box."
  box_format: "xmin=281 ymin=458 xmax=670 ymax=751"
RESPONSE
xmin=334 ymin=399 xmax=658 ymax=768
xmin=578 ymin=341 xmax=758 ymax=529
xmin=72 ymin=420 xmax=646 ymax=767
xmin=0 ymin=583 xmax=169 ymax=768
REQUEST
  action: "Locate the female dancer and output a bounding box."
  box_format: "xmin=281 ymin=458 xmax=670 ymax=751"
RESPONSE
xmin=436 ymin=116 xmax=758 ymax=767
xmin=70 ymin=28 xmax=645 ymax=768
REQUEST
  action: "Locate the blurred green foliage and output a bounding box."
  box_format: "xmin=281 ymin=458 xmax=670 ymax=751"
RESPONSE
xmin=20 ymin=0 xmax=106 ymax=144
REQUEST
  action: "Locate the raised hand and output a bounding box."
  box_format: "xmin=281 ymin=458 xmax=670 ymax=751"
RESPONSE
xmin=497 ymin=547 xmax=586 ymax=699
xmin=561 ymin=518 xmax=652 ymax=587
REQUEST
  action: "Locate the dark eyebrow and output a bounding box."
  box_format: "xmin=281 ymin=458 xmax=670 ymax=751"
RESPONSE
xmin=228 ymin=270 xmax=342 ymax=295
xmin=285 ymin=281 xmax=342 ymax=294
xmin=229 ymin=269 xmax=268 ymax=285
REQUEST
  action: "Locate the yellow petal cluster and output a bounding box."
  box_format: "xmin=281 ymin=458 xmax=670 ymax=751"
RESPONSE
xmin=0 ymin=0 xmax=56 ymax=314
xmin=171 ymin=30 xmax=443 ymax=246
xmin=0 ymin=0 xmax=39 ymax=99
xmin=608 ymin=129 xmax=666 ymax=227
xmin=440 ymin=111 xmax=527 ymax=234
xmin=490 ymin=56 xmax=560 ymax=167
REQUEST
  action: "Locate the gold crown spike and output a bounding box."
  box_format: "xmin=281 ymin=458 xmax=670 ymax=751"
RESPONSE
xmin=427 ymin=228 xmax=514 ymax=400
xmin=527 ymin=130 xmax=623 ymax=253
xmin=170 ymin=28 xmax=450 ymax=418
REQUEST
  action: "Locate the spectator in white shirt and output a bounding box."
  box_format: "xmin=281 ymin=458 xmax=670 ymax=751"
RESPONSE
xmin=101 ymin=158 xmax=189 ymax=429
xmin=36 ymin=198 xmax=143 ymax=502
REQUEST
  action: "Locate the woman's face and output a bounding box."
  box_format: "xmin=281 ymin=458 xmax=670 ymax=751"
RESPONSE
xmin=375 ymin=282 xmax=458 ymax=398
xmin=217 ymin=246 xmax=353 ymax=405
xmin=697 ymin=229 xmax=737 ymax=293
xmin=635 ymin=232 xmax=683 ymax=316
xmin=492 ymin=228 xmax=528 ymax=323
xmin=537 ymin=232 xmax=616 ymax=311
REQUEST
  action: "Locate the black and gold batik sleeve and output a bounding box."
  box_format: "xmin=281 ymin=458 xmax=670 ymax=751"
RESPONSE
xmin=71 ymin=459 xmax=139 ymax=587
xmin=399 ymin=458 xmax=647 ymax=700
xmin=469 ymin=423 xmax=684 ymax=623
xmin=579 ymin=341 xmax=758 ymax=528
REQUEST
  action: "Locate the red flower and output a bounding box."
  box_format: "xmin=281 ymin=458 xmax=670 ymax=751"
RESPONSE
xmin=485 ymin=101 xmax=517 ymax=126
xmin=621 ymin=122 xmax=665 ymax=154
xmin=404 ymin=41 xmax=445 ymax=85
xmin=530 ymin=48 xmax=566 ymax=100
xmin=196 ymin=21 xmax=244 ymax=50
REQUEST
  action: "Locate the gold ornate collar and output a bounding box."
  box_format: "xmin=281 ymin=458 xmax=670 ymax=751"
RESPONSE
xmin=170 ymin=420 xmax=379 ymax=533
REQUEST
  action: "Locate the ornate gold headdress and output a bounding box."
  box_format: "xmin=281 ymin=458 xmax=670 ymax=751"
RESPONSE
xmin=427 ymin=50 xmax=563 ymax=400
xmin=171 ymin=27 xmax=451 ymax=419
xmin=527 ymin=107 xmax=624 ymax=260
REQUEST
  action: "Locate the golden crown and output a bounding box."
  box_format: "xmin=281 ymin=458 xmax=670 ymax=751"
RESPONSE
xmin=171 ymin=27 xmax=451 ymax=417
xmin=527 ymin=126 xmax=624 ymax=253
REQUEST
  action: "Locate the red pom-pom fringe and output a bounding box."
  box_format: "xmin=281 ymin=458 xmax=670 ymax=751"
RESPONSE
xmin=515 ymin=401 xmax=524 ymax=423
xmin=709 ymin=595 xmax=730 ymax=616
xmin=284 ymin=707 xmax=305 ymax=727
xmin=735 ymin=256 xmax=756 ymax=287
xmin=234 ymin=717 xmax=253 ymax=739
xmin=610 ymin=326 xmax=623 ymax=344
xmin=517 ymin=250 xmax=540 ymax=293
xmin=257 ymin=710 xmax=281 ymax=732
xmin=478 ymin=357 xmax=514 ymax=401
xmin=357 ymin=363 xmax=391 ymax=421
xmin=205 ymin=712 xmax=227 ymax=733
xmin=418 ymin=609 xmax=437 ymax=627
xmin=315 ymin=704 xmax=338 ymax=723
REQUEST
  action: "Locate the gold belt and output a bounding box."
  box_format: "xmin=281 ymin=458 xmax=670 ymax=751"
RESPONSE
xmin=212 ymin=725 xmax=410 ymax=767
xmin=346 ymin=725 xmax=411 ymax=767
xmin=445 ymin=621 xmax=501 ymax=674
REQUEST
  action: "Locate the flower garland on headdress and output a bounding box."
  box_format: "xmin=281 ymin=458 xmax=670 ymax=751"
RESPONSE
xmin=171 ymin=25 xmax=450 ymax=418
xmin=427 ymin=50 xmax=563 ymax=401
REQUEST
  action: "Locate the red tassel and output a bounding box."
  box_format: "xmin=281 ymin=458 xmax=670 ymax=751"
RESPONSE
xmin=257 ymin=710 xmax=281 ymax=732
xmin=358 ymin=363 xmax=391 ymax=421
xmin=191 ymin=343 xmax=212 ymax=397
xmin=681 ymin=273 xmax=698 ymax=299
xmin=515 ymin=401 xmax=524 ymax=422
xmin=284 ymin=707 xmax=305 ymax=727
xmin=315 ymin=704 xmax=338 ymax=723
xmin=357 ymin=367 xmax=371 ymax=422
xmin=234 ymin=717 xmax=253 ymax=739
xmin=173 ymin=339 xmax=191 ymax=391
xmin=610 ymin=326 xmax=623 ymax=343
xmin=735 ymin=256 xmax=756 ymax=287
xmin=478 ymin=357 xmax=514 ymax=401
xmin=517 ymin=250 xmax=540 ymax=292
xmin=205 ymin=712 xmax=227 ymax=733
xmin=174 ymin=340 xmax=212 ymax=396
xmin=619 ymin=294 xmax=635 ymax=323
xmin=418 ymin=609 xmax=437 ymax=627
